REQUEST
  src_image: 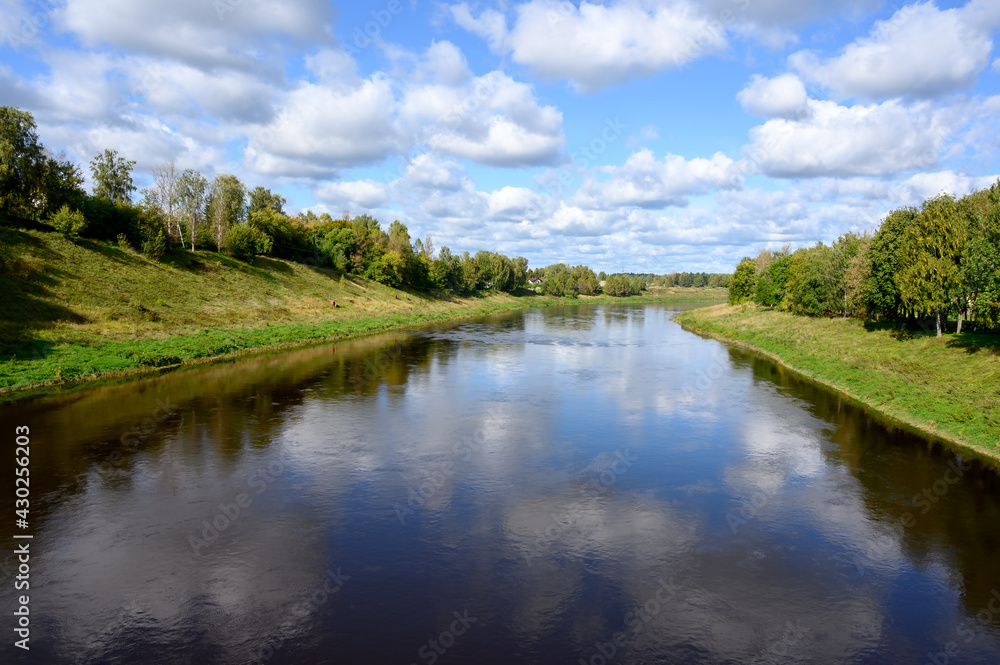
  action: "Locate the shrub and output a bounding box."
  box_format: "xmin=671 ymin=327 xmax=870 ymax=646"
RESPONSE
xmin=49 ymin=205 xmax=88 ymax=239
xmin=141 ymin=229 xmax=167 ymax=261
xmin=224 ymin=224 xmax=272 ymax=261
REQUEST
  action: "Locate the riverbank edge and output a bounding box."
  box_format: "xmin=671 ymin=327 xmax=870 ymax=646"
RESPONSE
xmin=674 ymin=306 xmax=1000 ymax=468
xmin=1 ymin=292 xmax=719 ymax=402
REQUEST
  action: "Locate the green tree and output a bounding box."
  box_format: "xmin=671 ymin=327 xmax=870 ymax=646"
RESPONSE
xmin=603 ymin=274 xmax=633 ymax=297
xmin=248 ymin=208 xmax=308 ymax=259
xmin=955 ymin=185 xmax=1000 ymax=330
xmin=863 ymin=207 xmax=917 ymax=322
xmin=365 ymin=250 xmax=406 ymax=287
xmin=844 ymin=234 xmax=872 ymax=318
xmin=224 ymin=224 xmax=272 ymax=261
xmin=89 ymin=148 xmax=136 ymax=204
xmin=754 ymin=254 xmax=791 ymax=307
xmin=431 ymin=246 xmax=460 ymax=290
xmin=206 ymin=174 xmax=246 ymax=251
xmin=459 ymin=251 xmax=479 ymax=291
xmin=833 ymin=232 xmax=864 ymax=317
xmin=729 ymin=258 xmax=757 ymax=304
xmin=898 ymin=194 xmax=966 ymax=337
xmin=512 ymin=256 xmax=529 ymax=289
xmin=784 ymin=244 xmax=841 ymax=316
xmin=177 ymin=169 xmax=208 ymax=252
xmin=0 ymin=106 xmax=46 ymax=219
xmin=151 ymin=161 xmax=182 ymax=248
xmin=248 ymin=186 xmax=286 ymax=215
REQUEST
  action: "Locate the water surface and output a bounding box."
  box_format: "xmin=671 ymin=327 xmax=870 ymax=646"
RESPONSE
xmin=2 ymin=304 xmax=999 ymax=664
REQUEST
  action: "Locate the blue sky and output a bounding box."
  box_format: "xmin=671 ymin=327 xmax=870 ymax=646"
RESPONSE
xmin=2 ymin=0 xmax=999 ymax=273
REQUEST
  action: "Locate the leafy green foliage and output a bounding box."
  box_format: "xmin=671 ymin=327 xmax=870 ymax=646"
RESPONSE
xmin=755 ymin=254 xmax=791 ymax=307
xmin=603 ymin=274 xmax=636 ymax=297
xmin=898 ymin=195 xmax=965 ymax=335
xmin=207 ymin=174 xmax=246 ymax=250
xmin=365 ymin=250 xmax=406 ymax=287
xmin=725 ymin=181 xmax=1000 ymax=333
xmin=248 ymin=208 xmax=308 ymax=259
xmin=863 ymin=207 xmax=917 ymax=321
xmin=0 ymin=106 xmax=45 ymax=219
xmin=140 ymin=229 xmax=167 ymax=261
xmin=248 ymin=186 xmax=286 ymax=215
xmin=783 ymin=244 xmax=841 ymax=316
xmin=224 ymin=224 xmax=272 ymax=261
xmin=89 ymin=149 xmax=136 ymax=204
xmin=177 ymin=169 xmax=208 ymax=251
xmin=48 ymin=205 xmax=87 ymax=239
xmin=728 ymin=258 xmax=756 ymax=304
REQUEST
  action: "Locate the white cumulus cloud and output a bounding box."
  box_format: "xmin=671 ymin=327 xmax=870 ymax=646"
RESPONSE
xmin=246 ymin=76 xmax=402 ymax=178
xmin=737 ymin=74 xmax=809 ymax=119
xmin=401 ymin=69 xmax=564 ymax=168
xmin=745 ymin=99 xmax=956 ymax=178
xmin=575 ymin=150 xmax=743 ymax=209
xmin=454 ymin=0 xmax=728 ymax=93
xmin=790 ymin=0 xmax=1000 ymax=100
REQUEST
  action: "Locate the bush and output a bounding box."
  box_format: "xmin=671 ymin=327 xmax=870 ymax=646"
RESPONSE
xmin=141 ymin=229 xmax=167 ymax=261
xmin=248 ymin=208 xmax=308 ymax=259
xmin=77 ymin=195 xmax=139 ymax=242
xmin=224 ymin=224 xmax=273 ymax=261
xmin=49 ymin=205 xmax=87 ymax=239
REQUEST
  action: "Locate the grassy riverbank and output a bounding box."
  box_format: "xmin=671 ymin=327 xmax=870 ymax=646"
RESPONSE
xmin=675 ymin=304 xmax=1000 ymax=463
xmin=0 ymin=227 xmax=725 ymax=396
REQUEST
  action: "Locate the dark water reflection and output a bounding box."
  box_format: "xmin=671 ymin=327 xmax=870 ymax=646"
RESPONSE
xmin=2 ymin=304 xmax=999 ymax=664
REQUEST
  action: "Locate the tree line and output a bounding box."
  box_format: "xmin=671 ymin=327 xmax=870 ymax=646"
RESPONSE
xmin=1 ymin=105 xmax=733 ymax=298
xmin=726 ymin=182 xmax=1000 ymax=336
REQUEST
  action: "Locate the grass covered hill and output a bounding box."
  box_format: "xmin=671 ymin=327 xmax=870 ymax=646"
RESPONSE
xmin=676 ymin=304 xmax=1000 ymax=463
xmin=0 ymin=227 xmax=725 ymax=395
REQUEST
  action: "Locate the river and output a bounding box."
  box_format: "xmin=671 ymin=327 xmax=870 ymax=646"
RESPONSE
xmin=2 ymin=303 xmax=999 ymax=664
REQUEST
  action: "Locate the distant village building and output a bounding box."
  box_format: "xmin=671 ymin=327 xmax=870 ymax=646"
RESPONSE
xmin=599 ymin=280 xmax=607 ymax=288
xmin=527 ymin=277 xmax=544 ymax=285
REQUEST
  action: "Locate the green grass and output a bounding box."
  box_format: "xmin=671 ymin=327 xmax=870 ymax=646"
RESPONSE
xmin=675 ymin=304 xmax=1000 ymax=463
xmin=0 ymin=228 xmax=726 ymax=396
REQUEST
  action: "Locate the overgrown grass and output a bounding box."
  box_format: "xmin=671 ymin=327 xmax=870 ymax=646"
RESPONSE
xmin=0 ymin=228 xmax=726 ymax=395
xmin=675 ymin=304 xmax=1000 ymax=463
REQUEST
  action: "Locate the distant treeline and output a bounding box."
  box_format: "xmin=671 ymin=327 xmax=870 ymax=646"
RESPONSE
xmin=726 ymin=182 xmax=1000 ymax=336
xmin=1 ymin=105 xmax=646 ymax=297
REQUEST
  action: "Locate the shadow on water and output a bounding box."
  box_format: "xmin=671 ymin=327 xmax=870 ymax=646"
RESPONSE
xmin=730 ymin=348 xmax=1000 ymax=627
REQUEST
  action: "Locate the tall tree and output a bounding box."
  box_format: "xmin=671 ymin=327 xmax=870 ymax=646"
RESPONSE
xmin=844 ymin=234 xmax=872 ymax=318
xmin=863 ymin=207 xmax=917 ymax=323
xmin=177 ymin=169 xmax=208 ymax=252
xmin=89 ymin=148 xmax=136 ymax=204
xmin=833 ymin=232 xmax=864 ymax=317
xmin=729 ymin=257 xmax=757 ymax=305
xmin=40 ymin=150 xmax=85 ymax=217
xmin=152 ymin=161 xmax=182 ymax=248
xmin=422 ymin=233 xmax=435 ymax=260
xmin=898 ymin=194 xmax=966 ymax=337
xmin=0 ymin=106 xmax=46 ymax=218
xmin=953 ymin=184 xmax=1000 ymax=330
xmin=206 ymin=174 xmax=246 ymax=251
xmin=248 ymin=186 xmax=286 ymax=215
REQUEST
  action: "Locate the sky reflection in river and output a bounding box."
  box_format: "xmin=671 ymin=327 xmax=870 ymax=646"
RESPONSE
xmin=2 ymin=304 xmax=999 ymax=664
